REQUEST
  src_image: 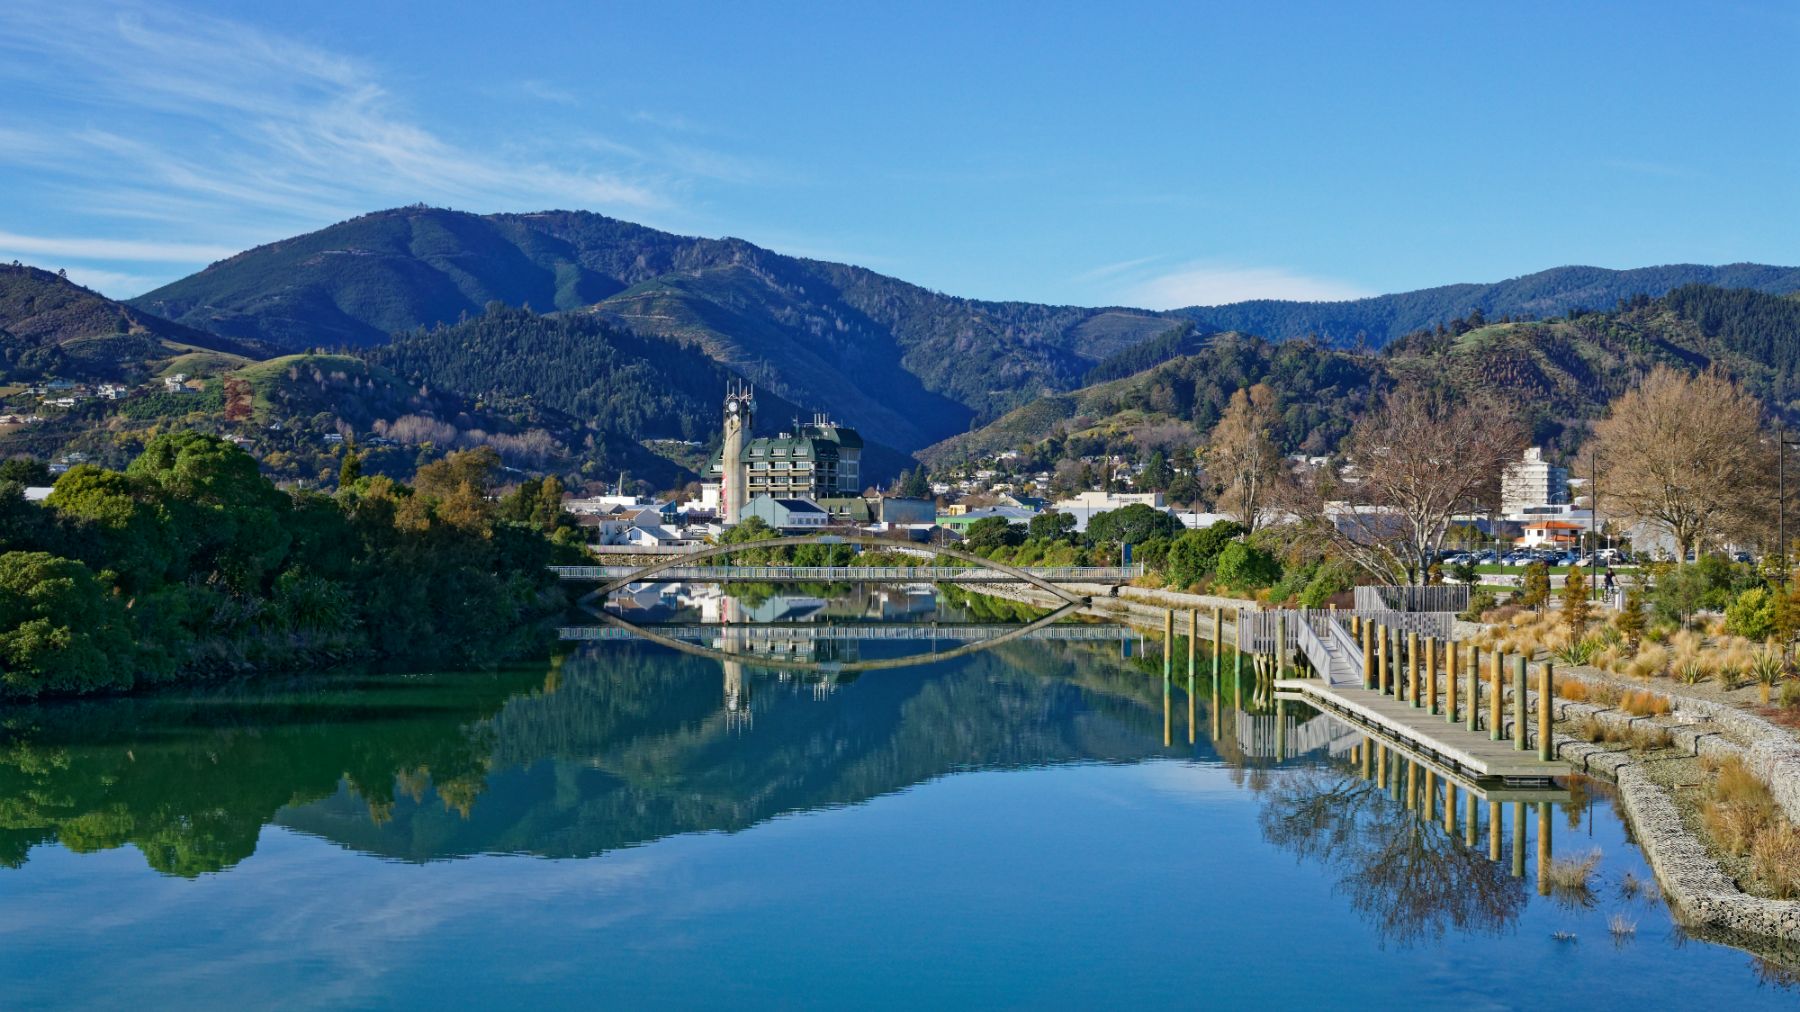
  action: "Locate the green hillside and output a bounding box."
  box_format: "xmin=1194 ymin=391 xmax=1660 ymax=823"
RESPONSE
xmin=0 ymin=264 xmax=264 ymax=384
xmin=926 ymin=284 xmax=1800 ymax=472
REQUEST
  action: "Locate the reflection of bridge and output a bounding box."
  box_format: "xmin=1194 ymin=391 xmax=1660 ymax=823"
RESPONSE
xmin=553 ymin=564 xmax=1140 ymax=584
xmin=560 ymin=623 xmax=1130 ymax=643
xmin=1232 ymin=709 xmax=1361 ymax=759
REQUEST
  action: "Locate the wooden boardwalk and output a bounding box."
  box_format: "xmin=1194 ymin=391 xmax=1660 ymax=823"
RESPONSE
xmin=1275 ymin=676 xmax=1566 ymax=785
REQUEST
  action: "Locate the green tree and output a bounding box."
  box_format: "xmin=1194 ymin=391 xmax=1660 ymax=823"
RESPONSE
xmin=1086 ymin=504 xmax=1184 ymax=546
xmin=1163 ymin=520 xmax=1246 ymax=588
xmin=0 ymin=551 xmax=136 ymax=697
xmin=338 ymin=448 xmax=363 ymax=487
xmin=897 ymin=468 xmax=931 ymax=499
xmin=1027 ymin=511 xmax=1076 ymax=543
xmin=1215 ymin=540 xmax=1282 ymax=589
xmin=1561 ymin=564 xmax=1590 ymax=633
xmin=0 ymin=457 xmax=51 ymax=485
xmin=1651 ymin=564 xmax=1710 ymax=628
xmin=1139 ymin=451 xmax=1172 ymax=492
xmin=965 ymin=515 xmax=1024 ymax=552
xmin=1518 ymin=562 xmax=1551 ymax=612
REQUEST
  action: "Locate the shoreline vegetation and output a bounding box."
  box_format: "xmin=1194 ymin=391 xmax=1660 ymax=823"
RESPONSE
xmin=0 ymin=433 xmax=585 ymax=699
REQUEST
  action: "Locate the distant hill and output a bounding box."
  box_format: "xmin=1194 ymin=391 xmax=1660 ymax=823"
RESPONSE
xmin=129 ymin=206 xmax=1175 ymax=450
xmin=924 ymin=284 xmax=1800 ymax=469
xmin=0 ymin=264 xmax=264 ymax=383
xmin=124 ymin=205 xmax=1800 ymax=465
xmin=1172 ymin=263 xmax=1800 ymax=348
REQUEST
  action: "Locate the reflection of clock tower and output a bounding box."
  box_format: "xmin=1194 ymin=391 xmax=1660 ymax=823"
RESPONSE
xmin=722 ymin=382 xmax=755 ymax=524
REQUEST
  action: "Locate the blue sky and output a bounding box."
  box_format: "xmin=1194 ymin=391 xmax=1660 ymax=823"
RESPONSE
xmin=0 ymin=1 xmax=1795 ymax=306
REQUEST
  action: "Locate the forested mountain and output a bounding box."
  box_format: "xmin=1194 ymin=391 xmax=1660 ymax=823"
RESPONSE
xmin=128 ymin=206 xmax=1800 ymax=456
xmin=1172 ymin=263 xmax=1800 ymax=349
xmin=924 ymin=285 xmax=1800 ymax=470
xmin=129 ymin=206 xmax=1172 ymax=449
xmin=0 ymin=264 xmax=264 ymax=383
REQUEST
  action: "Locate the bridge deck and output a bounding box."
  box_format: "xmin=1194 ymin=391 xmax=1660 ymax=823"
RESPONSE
xmin=559 ymin=623 xmax=1128 ymax=642
xmin=1276 ymin=677 xmax=1566 ymax=783
xmin=552 ymin=564 xmax=1141 ymax=583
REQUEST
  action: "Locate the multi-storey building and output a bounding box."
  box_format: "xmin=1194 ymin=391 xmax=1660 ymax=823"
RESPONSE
xmin=1500 ymin=447 xmax=1569 ymax=515
xmin=707 ymin=413 xmax=864 ymax=507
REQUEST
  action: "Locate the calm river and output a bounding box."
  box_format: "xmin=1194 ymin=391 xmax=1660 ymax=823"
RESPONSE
xmin=1 ymin=589 xmax=1795 ymax=1008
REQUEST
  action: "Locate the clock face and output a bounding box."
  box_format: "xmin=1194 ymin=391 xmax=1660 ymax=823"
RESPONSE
xmin=726 ymin=401 xmax=739 ymax=416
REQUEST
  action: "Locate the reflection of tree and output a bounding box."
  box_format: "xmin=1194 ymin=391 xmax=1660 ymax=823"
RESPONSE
xmin=0 ymin=666 xmax=542 ymax=876
xmin=1259 ymin=764 xmax=1527 ymax=946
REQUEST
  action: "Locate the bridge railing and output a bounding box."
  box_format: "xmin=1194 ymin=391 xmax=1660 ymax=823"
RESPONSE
xmin=550 ymin=564 xmax=1144 ymax=583
xmin=1353 ymin=584 xmax=1469 ymax=614
xmin=1236 ymin=607 xmax=1452 ymax=656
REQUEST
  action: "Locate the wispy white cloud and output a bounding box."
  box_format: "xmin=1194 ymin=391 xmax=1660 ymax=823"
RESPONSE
xmin=0 ymin=230 xmax=240 ymax=263
xmin=516 ymin=79 xmax=580 ymax=106
xmin=1121 ymin=262 xmax=1372 ymax=309
xmin=0 ymin=1 xmax=718 ymax=295
xmin=1070 ymin=255 xmax=1165 ymax=285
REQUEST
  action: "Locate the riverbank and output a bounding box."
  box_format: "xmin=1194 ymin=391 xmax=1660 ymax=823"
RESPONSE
xmin=967 ymin=579 xmax=1800 ymax=956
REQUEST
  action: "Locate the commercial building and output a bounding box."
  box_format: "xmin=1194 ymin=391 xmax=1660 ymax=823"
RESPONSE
xmin=1501 ymin=447 xmax=1568 ymax=515
xmin=706 ymin=409 xmax=864 ymax=516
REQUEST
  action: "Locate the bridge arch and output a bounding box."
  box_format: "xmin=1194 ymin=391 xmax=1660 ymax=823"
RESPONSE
xmin=591 ymin=601 xmax=1090 ymax=674
xmin=591 ymin=534 xmax=1092 ymax=605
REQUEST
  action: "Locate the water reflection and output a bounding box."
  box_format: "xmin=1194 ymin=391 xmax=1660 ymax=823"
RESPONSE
xmin=1258 ymin=757 xmax=1529 ymax=946
xmin=1 ymin=598 xmax=1796 ymax=991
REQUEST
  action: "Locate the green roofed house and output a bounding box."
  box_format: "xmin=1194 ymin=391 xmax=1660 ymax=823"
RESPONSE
xmin=707 ymin=413 xmax=864 ymax=502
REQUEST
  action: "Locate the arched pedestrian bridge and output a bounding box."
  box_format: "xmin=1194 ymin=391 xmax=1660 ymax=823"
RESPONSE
xmin=551 ymin=534 xmax=1142 ymax=604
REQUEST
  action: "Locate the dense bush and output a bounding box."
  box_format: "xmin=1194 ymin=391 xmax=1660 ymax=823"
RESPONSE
xmin=1726 ymin=586 xmax=1779 ymax=642
xmin=0 ymin=434 xmax=580 ymax=698
xmin=1215 ymin=541 xmax=1281 ymax=590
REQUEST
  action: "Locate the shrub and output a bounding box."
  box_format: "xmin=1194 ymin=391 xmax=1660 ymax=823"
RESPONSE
xmin=1782 ymin=680 xmax=1800 ymax=709
xmin=1750 ymin=648 xmax=1788 ymax=705
xmin=0 ymin=551 xmax=139 ymax=698
xmin=1460 ymin=586 xmax=1500 ymax=621
xmin=1296 ymin=559 xmax=1354 ymax=608
xmin=1519 ymin=562 xmax=1551 ymax=611
xmin=1215 ymin=541 xmax=1281 ymax=589
xmin=1163 ymin=521 xmax=1245 ymax=588
xmin=1726 ymin=586 xmax=1779 ymax=642
xmin=1553 ymin=635 xmax=1603 ymax=667
xmin=1562 ymin=564 xmax=1591 ymax=633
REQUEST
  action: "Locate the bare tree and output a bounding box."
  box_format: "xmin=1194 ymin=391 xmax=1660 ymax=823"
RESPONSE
xmin=1207 ymin=383 xmax=1282 ymax=532
xmin=1284 ymin=384 xmax=1523 ymax=584
xmin=1593 ymin=366 xmax=1769 ymax=561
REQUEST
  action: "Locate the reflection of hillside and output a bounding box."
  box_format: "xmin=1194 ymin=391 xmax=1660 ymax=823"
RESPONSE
xmin=0 ymin=667 xmax=549 ymax=876
xmin=275 ymin=641 xmax=1180 ymax=861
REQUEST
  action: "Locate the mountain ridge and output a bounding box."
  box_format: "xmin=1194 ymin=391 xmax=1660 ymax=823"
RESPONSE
xmin=130 ymin=206 xmax=1800 ymax=457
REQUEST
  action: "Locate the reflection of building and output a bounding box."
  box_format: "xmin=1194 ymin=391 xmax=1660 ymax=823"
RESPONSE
xmin=707 ymin=413 xmax=863 ymax=507
xmin=1501 ymin=447 xmax=1568 ymax=515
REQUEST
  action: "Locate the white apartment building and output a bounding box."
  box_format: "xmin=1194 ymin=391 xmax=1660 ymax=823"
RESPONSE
xmin=1500 ymin=447 xmax=1568 ymax=515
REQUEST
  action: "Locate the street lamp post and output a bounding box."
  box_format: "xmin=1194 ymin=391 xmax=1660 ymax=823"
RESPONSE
xmin=1781 ymin=425 xmax=1800 ymax=589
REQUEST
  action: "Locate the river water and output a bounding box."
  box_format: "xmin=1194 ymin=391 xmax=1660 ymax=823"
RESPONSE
xmin=1 ymin=589 xmax=1795 ymax=1008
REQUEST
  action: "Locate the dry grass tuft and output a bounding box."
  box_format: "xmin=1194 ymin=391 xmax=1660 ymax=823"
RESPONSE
xmin=1749 ymin=822 xmax=1800 ymax=899
xmin=1628 ymin=723 xmax=1673 ymax=752
xmin=1544 ymin=849 xmax=1602 ymax=906
xmin=1621 ymin=690 xmax=1671 ymax=717
xmin=1608 ymin=912 xmax=1638 ymax=937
